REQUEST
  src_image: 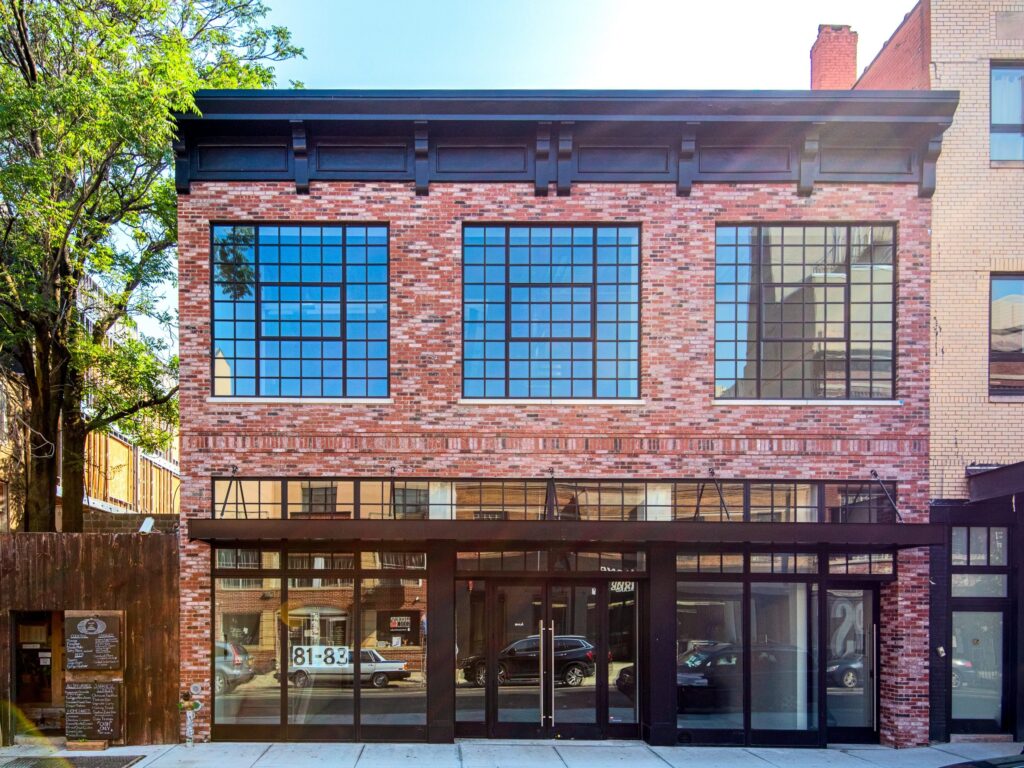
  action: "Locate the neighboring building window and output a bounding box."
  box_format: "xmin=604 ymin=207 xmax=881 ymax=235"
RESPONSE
xmin=715 ymin=224 xmax=895 ymax=399
xmin=991 ymin=64 xmax=1024 ymax=161
xmin=990 ymin=275 xmax=1024 ymax=395
xmin=211 ymin=224 xmax=388 ymax=397
xmin=462 ymin=224 xmax=640 ymax=399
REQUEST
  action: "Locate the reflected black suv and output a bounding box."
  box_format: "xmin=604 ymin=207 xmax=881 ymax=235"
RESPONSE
xmin=461 ymin=635 xmax=596 ymax=688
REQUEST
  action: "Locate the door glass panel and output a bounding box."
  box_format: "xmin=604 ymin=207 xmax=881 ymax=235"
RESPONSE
xmin=952 ymin=611 xmax=1004 ymax=724
xmin=608 ymin=580 xmax=638 ymax=725
xmin=286 ymin=577 xmax=355 ymax=724
xmin=826 ymin=589 xmax=874 ymax=730
xmin=676 ymin=581 xmax=744 ymax=729
xmin=750 ymin=582 xmax=818 ymax=731
xmin=496 ymin=583 xmax=543 ymax=723
xmin=359 ymin=577 xmax=427 ymax=725
xmin=455 ymin=579 xmax=486 ymax=723
xmin=213 ymin=578 xmax=282 ymax=725
xmin=550 ymin=584 xmax=599 ymax=724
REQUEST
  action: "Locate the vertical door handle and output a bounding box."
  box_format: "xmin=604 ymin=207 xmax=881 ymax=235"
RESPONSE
xmin=538 ymin=620 xmax=545 ymax=726
xmin=549 ymin=620 xmax=556 ymax=727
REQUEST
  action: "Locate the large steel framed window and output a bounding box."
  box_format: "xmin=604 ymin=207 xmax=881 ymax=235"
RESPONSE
xmin=989 ymin=274 xmax=1024 ymax=396
xmin=211 ymin=223 xmax=389 ymax=398
xmin=462 ymin=224 xmax=640 ymax=399
xmin=991 ymin=63 xmax=1024 ymax=161
xmin=715 ymin=224 xmax=896 ymax=400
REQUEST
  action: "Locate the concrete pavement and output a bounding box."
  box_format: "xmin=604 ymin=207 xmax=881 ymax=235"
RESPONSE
xmin=0 ymin=739 xmax=1021 ymax=767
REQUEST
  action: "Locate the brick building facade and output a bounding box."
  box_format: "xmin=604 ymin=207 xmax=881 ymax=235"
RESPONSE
xmin=175 ymin=91 xmax=956 ymax=747
xmin=812 ymin=0 xmax=1024 ymax=741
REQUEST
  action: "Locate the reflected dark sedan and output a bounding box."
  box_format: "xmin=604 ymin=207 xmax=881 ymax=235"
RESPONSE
xmin=826 ymin=653 xmax=865 ymax=688
xmin=461 ymin=635 xmax=596 ymax=687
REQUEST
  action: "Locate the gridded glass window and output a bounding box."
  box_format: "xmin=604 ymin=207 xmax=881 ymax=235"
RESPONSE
xmin=462 ymin=224 xmax=640 ymax=399
xmin=827 ymin=553 xmax=894 ymax=576
xmin=749 ymin=482 xmax=819 ymax=523
xmin=212 ymin=224 xmax=388 ymax=397
xmin=991 ymin=64 xmax=1024 ymax=161
xmin=990 ymin=275 xmax=1024 ymax=395
xmin=715 ymin=224 xmax=895 ymax=399
xmin=952 ymin=526 xmax=1009 ymax=567
xmin=823 ymin=482 xmax=897 ymax=524
xmin=213 ymin=479 xmax=283 ymax=519
xmin=673 ymin=481 xmax=745 ymax=522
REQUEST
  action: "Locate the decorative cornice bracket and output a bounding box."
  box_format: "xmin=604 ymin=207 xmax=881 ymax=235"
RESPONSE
xmin=414 ymin=121 xmax=429 ymax=196
xmin=797 ymin=125 xmax=822 ymax=197
xmin=291 ymin=120 xmax=309 ymax=194
xmin=173 ymin=134 xmax=190 ymax=195
xmin=918 ymin=134 xmax=943 ymax=198
xmin=535 ymin=122 xmax=552 ymax=196
xmin=557 ymin=121 xmax=574 ymax=196
xmin=676 ymin=123 xmax=699 ymax=197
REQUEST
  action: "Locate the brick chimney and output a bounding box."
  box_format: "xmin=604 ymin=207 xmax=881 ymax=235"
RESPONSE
xmin=810 ymin=24 xmax=858 ymax=90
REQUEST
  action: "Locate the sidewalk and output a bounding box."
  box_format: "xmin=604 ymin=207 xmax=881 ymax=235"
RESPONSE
xmin=1 ymin=740 xmax=1022 ymax=768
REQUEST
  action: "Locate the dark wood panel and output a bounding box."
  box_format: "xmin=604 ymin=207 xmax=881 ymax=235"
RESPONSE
xmin=699 ymin=146 xmax=792 ymax=174
xmin=577 ymin=146 xmax=671 ymax=174
xmin=196 ymin=144 xmax=289 ymax=173
xmin=819 ymin=147 xmax=913 ymax=175
xmin=0 ymin=533 xmax=179 ymax=746
xmin=316 ymin=144 xmax=409 ymax=173
xmin=435 ymin=144 xmax=528 ymax=174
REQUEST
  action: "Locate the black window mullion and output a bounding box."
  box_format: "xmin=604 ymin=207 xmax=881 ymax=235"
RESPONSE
xmin=504 ymin=225 xmax=512 ymax=398
xmin=754 ymin=228 xmax=764 ymax=399
xmin=254 ymin=233 xmax=263 ymax=397
xmin=845 ymin=227 xmax=853 ymax=399
xmin=591 ymin=231 xmax=599 ymax=397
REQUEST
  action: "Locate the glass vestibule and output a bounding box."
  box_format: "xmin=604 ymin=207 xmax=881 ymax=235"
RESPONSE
xmin=212 ymin=546 xmax=427 ymax=740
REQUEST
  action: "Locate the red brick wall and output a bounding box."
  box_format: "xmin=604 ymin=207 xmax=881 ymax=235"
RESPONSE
xmin=856 ymin=1 xmax=931 ymax=90
xmin=178 ymin=180 xmax=932 ymax=745
xmin=811 ymin=25 xmax=859 ymax=90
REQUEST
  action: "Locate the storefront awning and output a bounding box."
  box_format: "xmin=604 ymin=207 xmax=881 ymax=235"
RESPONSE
xmin=967 ymin=460 xmax=1024 ymax=503
xmin=189 ymin=518 xmax=943 ymax=550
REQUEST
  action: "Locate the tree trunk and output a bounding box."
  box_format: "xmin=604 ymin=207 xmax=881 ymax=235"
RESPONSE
xmin=24 ymin=403 xmax=58 ymax=532
xmin=60 ymin=374 xmax=88 ymax=533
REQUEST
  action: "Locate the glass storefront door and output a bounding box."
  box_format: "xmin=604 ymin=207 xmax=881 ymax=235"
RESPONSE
xmin=952 ymin=610 xmax=1007 ymax=732
xmin=825 ymin=587 xmax=878 ymax=742
xmin=454 ymin=579 xmax=636 ymax=739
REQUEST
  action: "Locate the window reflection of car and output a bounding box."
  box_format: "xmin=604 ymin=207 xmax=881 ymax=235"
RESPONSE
xmin=616 ymin=642 xmax=813 ymax=713
xmin=826 ymin=653 xmax=866 ymax=688
xmin=280 ymin=648 xmax=411 ymax=689
xmin=215 ymin=641 xmax=255 ymax=696
xmin=951 ymin=657 xmax=978 ymax=689
xmin=460 ymin=635 xmax=596 ymax=688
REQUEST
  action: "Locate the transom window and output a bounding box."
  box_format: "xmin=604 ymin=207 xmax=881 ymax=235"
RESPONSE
xmin=990 ymin=275 xmax=1024 ymax=396
xmin=211 ymin=224 xmax=388 ymax=398
xmin=991 ymin=64 xmax=1024 ymax=161
xmin=715 ymin=224 xmax=895 ymax=400
xmin=462 ymin=224 xmax=640 ymax=399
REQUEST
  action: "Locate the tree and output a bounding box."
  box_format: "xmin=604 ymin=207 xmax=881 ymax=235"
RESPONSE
xmin=0 ymin=0 xmax=301 ymax=531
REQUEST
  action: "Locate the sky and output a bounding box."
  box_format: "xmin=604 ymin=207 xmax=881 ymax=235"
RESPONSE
xmin=149 ymin=0 xmax=916 ymax=349
xmin=262 ymin=0 xmax=915 ymax=90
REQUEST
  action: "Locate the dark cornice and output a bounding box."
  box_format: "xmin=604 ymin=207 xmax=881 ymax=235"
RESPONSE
xmin=174 ymin=88 xmax=958 ymax=197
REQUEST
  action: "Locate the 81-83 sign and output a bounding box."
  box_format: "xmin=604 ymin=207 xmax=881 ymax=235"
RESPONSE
xmin=291 ymin=645 xmax=351 ymax=668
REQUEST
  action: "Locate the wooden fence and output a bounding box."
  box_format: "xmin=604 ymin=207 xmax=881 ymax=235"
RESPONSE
xmin=0 ymin=533 xmax=179 ymax=745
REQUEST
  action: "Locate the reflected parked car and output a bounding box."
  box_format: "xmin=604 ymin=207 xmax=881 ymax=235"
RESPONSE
xmin=215 ymin=641 xmax=255 ymax=696
xmin=279 ymin=647 xmax=412 ymax=689
xmin=951 ymin=657 xmax=978 ymax=689
xmin=826 ymin=653 xmax=866 ymax=688
xmin=617 ymin=642 xmax=812 ymax=714
xmin=461 ymin=635 xmax=596 ymax=688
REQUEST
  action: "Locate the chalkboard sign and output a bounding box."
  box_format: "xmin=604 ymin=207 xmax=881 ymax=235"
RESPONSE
xmin=65 ymin=613 xmax=121 ymax=671
xmin=65 ymin=681 xmax=121 ymax=741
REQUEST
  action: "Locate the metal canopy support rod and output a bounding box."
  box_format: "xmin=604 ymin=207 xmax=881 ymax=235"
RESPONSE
xmin=869 ymin=469 xmax=903 ymax=523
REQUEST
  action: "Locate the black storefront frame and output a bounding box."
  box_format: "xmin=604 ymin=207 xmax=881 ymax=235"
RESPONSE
xmin=452 ymin=568 xmax=644 ymax=741
xmin=210 ymin=543 xmax=430 ymax=743
xmin=674 ymin=547 xmax=891 ymax=748
xmin=202 ymin=536 xmax=917 ymax=746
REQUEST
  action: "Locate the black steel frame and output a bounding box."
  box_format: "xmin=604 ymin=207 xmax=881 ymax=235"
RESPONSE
xmin=208 ymin=475 xmax=900 ymax=526
xmin=714 ymin=222 xmax=899 ymax=401
xmin=209 ymin=222 xmax=390 ymax=399
xmin=210 ymin=543 xmax=429 ymax=742
xmin=461 ymin=223 xmax=642 ymax=400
